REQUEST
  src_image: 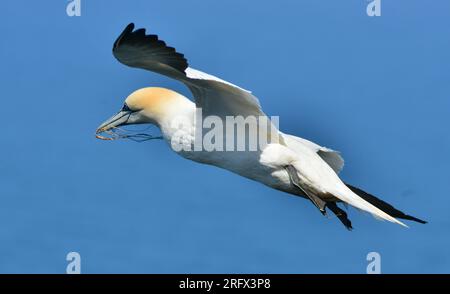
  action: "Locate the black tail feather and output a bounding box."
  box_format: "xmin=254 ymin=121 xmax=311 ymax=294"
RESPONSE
xmin=326 ymin=202 xmax=353 ymax=230
xmin=346 ymin=184 xmax=427 ymax=224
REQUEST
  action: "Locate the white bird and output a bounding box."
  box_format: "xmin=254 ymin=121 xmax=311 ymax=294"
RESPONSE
xmin=96 ymin=23 xmax=426 ymax=230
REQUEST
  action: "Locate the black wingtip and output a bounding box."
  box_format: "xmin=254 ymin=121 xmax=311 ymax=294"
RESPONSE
xmin=402 ymin=215 xmax=427 ymax=224
xmin=113 ymin=23 xmax=189 ymax=74
xmin=122 ymin=23 xmax=135 ymax=36
xmin=113 ymin=23 xmax=135 ymax=49
xmin=346 ymin=183 xmax=427 ymax=225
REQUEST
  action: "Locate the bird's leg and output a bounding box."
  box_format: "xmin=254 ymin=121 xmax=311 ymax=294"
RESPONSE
xmin=285 ymin=165 xmax=327 ymax=215
xmin=326 ymin=202 xmax=353 ymax=230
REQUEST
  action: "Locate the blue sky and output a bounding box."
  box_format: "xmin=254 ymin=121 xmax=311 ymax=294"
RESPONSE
xmin=0 ymin=0 xmax=449 ymax=273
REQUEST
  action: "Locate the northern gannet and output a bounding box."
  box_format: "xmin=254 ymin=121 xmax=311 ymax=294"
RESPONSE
xmin=96 ymin=23 xmax=426 ymax=230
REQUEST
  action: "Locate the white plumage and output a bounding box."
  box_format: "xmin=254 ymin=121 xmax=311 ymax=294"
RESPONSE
xmin=96 ymin=23 xmax=426 ymax=230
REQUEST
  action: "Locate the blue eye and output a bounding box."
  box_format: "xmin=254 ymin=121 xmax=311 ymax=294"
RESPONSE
xmin=122 ymin=103 xmax=131 ymax=111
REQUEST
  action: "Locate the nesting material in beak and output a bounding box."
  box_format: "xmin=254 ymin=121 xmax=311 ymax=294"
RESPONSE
xmin=96 ymin=110 xmax=133 ymax=133
xmin=95 ymin=126 xmax=162 ymax=142
xmin=95 ymin=110 xmax=162 ymax=142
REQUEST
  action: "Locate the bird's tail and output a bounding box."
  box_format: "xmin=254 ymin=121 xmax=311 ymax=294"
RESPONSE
xmin=334 ymin=185 xmax=410 ymax=227
xmin=345 ymin=184 xmax=427 ymax=224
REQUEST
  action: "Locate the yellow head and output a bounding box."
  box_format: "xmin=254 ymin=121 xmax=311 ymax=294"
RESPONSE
xmin=96 ymin=87 xmax=192 ymax=134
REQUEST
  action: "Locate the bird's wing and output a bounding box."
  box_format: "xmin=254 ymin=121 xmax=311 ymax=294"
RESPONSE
xmin=184 ymin=68 xmax=265 ymax=118
xmin=112 ymin=23 xmax=189 ymax=80
xmin=282 ymin=134 xmax=344 ymax=174
xmin=113 ymin=23 xmax=265 ymax=119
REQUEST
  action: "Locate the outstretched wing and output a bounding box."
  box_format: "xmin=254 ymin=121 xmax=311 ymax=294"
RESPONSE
xmin=113 ymin=23 xmax=265 ymax=119
xmin=113 ymin=23 xmax=188 ymax=79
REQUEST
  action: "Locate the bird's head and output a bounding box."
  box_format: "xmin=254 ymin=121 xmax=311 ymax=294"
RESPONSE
xmin=96 ymin=87 xmax=190 ymax=138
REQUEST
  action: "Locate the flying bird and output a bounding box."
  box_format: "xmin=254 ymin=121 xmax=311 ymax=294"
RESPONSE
xmin=96 ymin=23 xmax=426 ymax=230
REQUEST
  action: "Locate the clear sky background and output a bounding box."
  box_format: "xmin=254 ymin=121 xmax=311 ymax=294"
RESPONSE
xmin=0 ymin=0 xmax=449 ymax=273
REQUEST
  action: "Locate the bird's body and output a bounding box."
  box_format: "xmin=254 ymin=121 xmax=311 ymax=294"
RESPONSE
xmin=96 ymin=23 xmax=426 ymax=230
xmin=166 ymin=110 xmax=285 ymax=191
xmin=156 ymin=90 xmax=331 ymax=198
xmin=139 ymin=88 xmax=284 ymax=190
xmin=159 ymin=93 xmax=406 ymax=227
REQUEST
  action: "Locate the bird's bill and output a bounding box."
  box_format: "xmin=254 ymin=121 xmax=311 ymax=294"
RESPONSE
xmin=96 ymin=110 xmax=160 ymax=142
xmin=95 ymin=110 xmax=133 ymax=137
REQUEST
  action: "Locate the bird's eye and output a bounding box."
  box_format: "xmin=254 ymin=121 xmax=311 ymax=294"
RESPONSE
xmin=122 ymin=103 xmax=131 ymax=111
